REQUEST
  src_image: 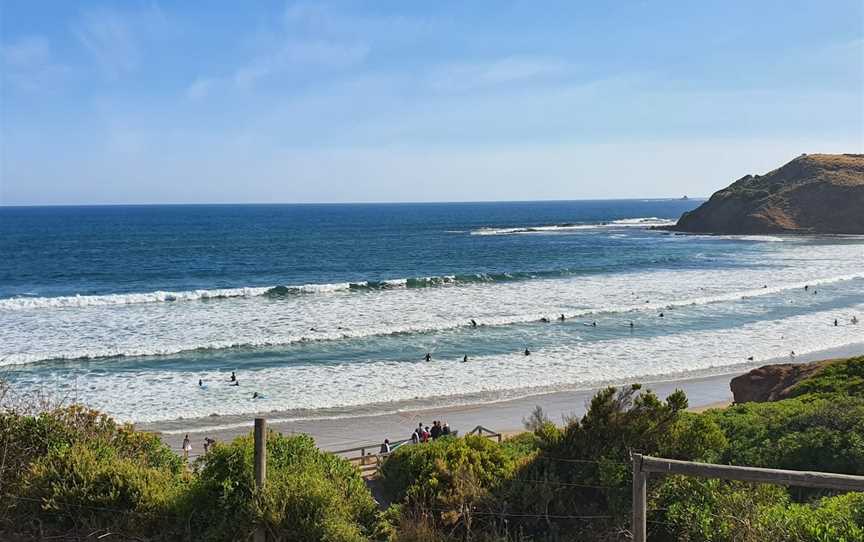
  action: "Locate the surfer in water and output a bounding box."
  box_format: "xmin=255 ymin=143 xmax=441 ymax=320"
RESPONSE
xmin=834 ymin=319 xmax=839 ymax=326
xmin=198 ymin=379 xmax=203 ymax=387
xmin=524 ymin=348 xmax=531 ymax=356
xmin=230 ymin=371 xmax=236 ymax=382
xmin=425 ymin=352 xmax=432 ymax=361
xmin=558 ymin=314 xmax=565 ymax=321
xmin=659 ymin=312 xmax=665 ymax=318
xmin=853 ymin=316 xmax=859 ymax=325
xmin=252 ymin=392 xmax=260 ymax=399
xmin=804 ymin=285 xmax=809 ymax=291
xmin=629 ymin=321 xmax=634 ymax=328
xmin=470 ymin=319 xmax=478 ymax=327
xmin=462 ymin=355 xmax=468 ymax=363
xmin=540 ymin=317 xmax=550 ymax=323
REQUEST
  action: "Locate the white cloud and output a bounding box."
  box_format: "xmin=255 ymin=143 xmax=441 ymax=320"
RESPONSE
xmin=185 ymin=77 xmax=216 ymax=100
xmin=0 ymin=36 xmax=70 ymax=92
xmin=73 ymin=9 xmax=139 ymax=78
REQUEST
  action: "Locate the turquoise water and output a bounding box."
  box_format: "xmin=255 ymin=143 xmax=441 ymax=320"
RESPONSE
xmin=1 ymin=201 xmax=862 ymax=423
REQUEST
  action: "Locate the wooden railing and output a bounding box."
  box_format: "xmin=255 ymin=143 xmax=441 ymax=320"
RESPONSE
xmin=333 ymin=425 xmax=500 ymax=477
xmin=631 ymin=454 xmax=864 ymax=542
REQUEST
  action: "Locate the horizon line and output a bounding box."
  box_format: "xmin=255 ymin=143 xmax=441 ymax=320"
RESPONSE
xmin=0 ymin=196 xmax=707 ymax=208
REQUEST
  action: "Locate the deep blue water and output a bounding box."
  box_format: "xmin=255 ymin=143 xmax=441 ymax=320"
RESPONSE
xmin=0 ymin=200 xmax=701 ymax=299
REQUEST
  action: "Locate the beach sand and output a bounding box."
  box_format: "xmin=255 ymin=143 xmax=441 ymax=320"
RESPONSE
xmin=147 ymin=342 xmax=864 ymax=459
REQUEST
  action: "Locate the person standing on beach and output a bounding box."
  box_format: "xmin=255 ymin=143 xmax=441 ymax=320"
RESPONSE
xmin=182 ymin=434 xmax=192 ymax=459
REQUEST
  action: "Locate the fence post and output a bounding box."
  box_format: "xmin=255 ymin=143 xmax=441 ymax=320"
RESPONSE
xmin=632 ymin=453 xmax=646 ymax=542
xmin=254 ymin=418 xmax=267 ymax=542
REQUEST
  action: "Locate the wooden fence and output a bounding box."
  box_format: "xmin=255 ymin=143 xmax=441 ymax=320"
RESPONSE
xmin=332 ymin=425 xmax=501 ymax=477
xmin=631 ymin=454 xmax=864 ymax=542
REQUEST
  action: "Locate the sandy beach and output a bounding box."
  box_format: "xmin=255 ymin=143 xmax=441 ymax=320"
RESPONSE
xmin=147 ymin=342 xmax=864 ymax=459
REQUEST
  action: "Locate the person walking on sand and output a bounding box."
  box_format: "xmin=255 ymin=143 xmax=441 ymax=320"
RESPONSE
xmin=182 ymin=434 xmax=192 ymax=459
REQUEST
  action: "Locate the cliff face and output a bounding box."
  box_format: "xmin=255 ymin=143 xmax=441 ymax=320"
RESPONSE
xmin=730 ymin=361 xmax=828 ymax=403
xmin=671 ymin=154 xmax=864 ymax=234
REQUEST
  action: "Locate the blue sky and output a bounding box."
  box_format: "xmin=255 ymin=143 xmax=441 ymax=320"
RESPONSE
xmin=1 ymin=1 xmax=862 ymax=204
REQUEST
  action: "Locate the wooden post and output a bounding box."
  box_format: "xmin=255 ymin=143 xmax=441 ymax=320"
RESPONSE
xmin=253 ymin=418 xmax=267 ymax=542
xmin=632 ymin=453 xmax=646 ymax=542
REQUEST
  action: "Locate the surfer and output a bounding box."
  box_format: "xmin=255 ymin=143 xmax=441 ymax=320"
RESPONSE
xmin=462 ymin=355 xmax=468 ymax=363
xmin=252 ymin=392 xmax=259 ymax=399
xmin=540 ymin=317 xmax=550 ymax=323
xmin=425 ymin=352 xmax=432 ymax=362
xmin=592 ymin=321 xmax=597 ymax=327
xmin=470 ymin=319 xmax=478 ymax=327
xmin=747 ymin=356 xmax=754 ymax=361
xmin=659 ymin=312 xmax=665 ymax=318
xmin=834 ymin=319 xmax=838 ymax=327
xmin=559 ymin=314 xmax=565 ymax=321
xmin=524 ymin=348 xmax=531 ymax=356
xmin=198 ymin=379 xmax=203 ymax=387
xmin=230 ymin=371 xmax=236 ymax=382
xmin=629 ymin=321 xmax=634 ymax=328
xmin=853 ymin=316 xmax=859 ymax=325
xmin=804 ymin=285 xmax=809 ymax=291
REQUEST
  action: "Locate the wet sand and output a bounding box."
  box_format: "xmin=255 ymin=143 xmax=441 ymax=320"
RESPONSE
xmin=148 ymin=342 xmax=864 ymax=459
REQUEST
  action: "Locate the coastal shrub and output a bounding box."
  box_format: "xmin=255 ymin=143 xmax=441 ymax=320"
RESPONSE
xmin=786 ymin=356 xmax=864 ymax=399
xmin=0 ymin=405 xmax=187 ymax=539
xmin=184 ymin=431 xmax=379 ymax=542
xmin=497 ymin=385 xmax=695 ymax=536
xmin=706 ymin=395 xmax=864 ymax=475
xmin=652 ymin=477 xmax=864 ymax=542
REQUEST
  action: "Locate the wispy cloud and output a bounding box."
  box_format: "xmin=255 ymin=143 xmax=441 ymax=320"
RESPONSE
xmin=428 ymin=55 xmax=573 ymax=92
xmin=1 ymin=35 xmax=70 ymax=92
xmin=233 ymin=40 xmax=369 ymax=89
xmin=73 ymin=9 xmax=139 ymax=79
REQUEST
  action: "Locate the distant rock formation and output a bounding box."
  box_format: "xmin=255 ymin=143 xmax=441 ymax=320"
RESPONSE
xmin=730 ymin=360 xmax=830 ymax=403
xmin=669 ymin=154 xmax=864 ymax=234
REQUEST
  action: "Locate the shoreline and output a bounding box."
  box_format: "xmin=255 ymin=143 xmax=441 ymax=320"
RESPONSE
xmin=148 ymin=341 xmax=864 ymax=459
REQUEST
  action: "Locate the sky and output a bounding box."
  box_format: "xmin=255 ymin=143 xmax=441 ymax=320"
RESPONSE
xmin=1 ymin=1 xmax=862 ymax=205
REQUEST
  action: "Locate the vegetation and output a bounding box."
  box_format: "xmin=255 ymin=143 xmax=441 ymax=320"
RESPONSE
xmin=1 ymin=356 xmax=862 ymax=540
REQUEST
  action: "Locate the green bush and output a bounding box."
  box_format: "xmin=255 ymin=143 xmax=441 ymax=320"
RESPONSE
xmin=652 ymin=477 xmax=864 ymax=542
xmin=706 ymin=396 xmax=864 ymax=475
xmin=185 ymin=431 xmax=379 ymax=542
xmin=1 ymin=405 xmax=187 ymax=538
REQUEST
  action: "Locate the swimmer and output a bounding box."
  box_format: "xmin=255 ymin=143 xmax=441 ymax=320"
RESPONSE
xmin=592 ymin=321 xmax=597 ymax=327
xmin=425 ymin=352 xmax=432 ymax=362
xmin=524 ymin=348 xmax=531 ymax=356
xmin=629 ymin=321 xmax=634 ymax=328
xmin=659 ymin=312 xmax=665 ymax=318
xmin=804 ymin=285 xmax=809 ymax=291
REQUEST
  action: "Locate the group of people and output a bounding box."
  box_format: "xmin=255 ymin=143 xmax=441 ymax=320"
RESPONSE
xmin=410 ymin=420 xmax=451 ymax=444
xmin=180 ymin=434 xmax=217 ymax=459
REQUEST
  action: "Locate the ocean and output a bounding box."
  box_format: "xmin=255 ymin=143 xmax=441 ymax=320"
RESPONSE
xmin=1 ymin=201 xmax=863 ymax=425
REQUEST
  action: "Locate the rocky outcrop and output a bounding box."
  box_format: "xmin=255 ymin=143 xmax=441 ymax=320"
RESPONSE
xmin=730 ymin=360 xmax=831 ymax=403
xmin=670 ymin=154 xmax=864 ymax=234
